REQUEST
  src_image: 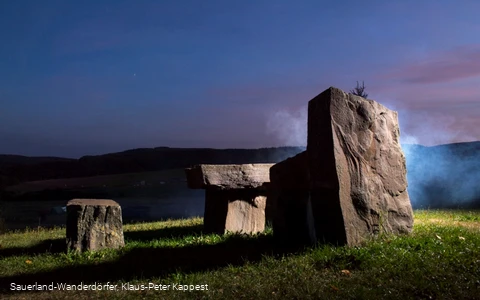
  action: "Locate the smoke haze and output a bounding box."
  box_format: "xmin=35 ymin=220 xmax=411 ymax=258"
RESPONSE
xmin=265 ymin=95 xmax=480 ymax=208
xmin=266 ymin=106 xmax=308 ymax=148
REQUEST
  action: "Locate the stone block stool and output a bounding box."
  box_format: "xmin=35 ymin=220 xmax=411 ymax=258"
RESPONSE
xmin=66 ymin=199 xmax=125 ymax=252
xmin=185 ymin=164 xmax=273 ymax=234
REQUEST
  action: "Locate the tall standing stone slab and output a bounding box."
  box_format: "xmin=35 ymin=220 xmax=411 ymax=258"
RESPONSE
xmin=66 ymin=199 xmax=125 ymax=252
xmin=185 ymin=164 xmax=273 ymax=234
xmin=307 ymin=87 xmax=414 ymax=246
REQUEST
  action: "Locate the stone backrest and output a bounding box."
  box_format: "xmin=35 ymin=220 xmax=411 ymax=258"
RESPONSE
xmin=306 ymin=87 xmax=413 ymax=246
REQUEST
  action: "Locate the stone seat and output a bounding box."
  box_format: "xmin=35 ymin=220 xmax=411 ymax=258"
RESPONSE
xmin=185 ymin=86 xmax=414 ymax=247
xmin=66 ymin=199 xmax=125 ymax=252
xmin=185 ymin=164 xmax=274 ymax=234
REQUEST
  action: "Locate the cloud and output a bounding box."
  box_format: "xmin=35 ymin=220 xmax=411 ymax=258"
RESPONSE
xmin=397 ymin=109 xmax=479 ymax=146
xmin=369 ymin=45 xmax=480 ymax=146
xmin=383 ymin=44 xmax=480 ymax=84
xmin=371 ymin=83 xmax=480 ymax=111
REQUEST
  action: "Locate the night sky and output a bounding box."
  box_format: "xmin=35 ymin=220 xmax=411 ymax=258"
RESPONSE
xmin=1 ymin=1 xmax=479 ymax=158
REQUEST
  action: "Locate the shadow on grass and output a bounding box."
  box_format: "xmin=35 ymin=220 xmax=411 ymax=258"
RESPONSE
xmin=0 ymin=234 xmax=305 ymax=293
xmin=0 ymin=238 xmax=66 ymax=259
xmin=0 ymin=224 xmax=204 ymax=259
xmin=123 ymin=224 xmax=204 ymax=242
xmin=122 ymin=215 xmax=203 ymax=226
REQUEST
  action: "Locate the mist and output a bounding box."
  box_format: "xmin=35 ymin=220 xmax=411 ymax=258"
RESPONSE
xmin=403 ymin=141 xmax=480 ymax=208
xmin=265 ymin=106 xmax=308 ymax=162
xmin=266 ymin=106 xmax=308 ymax=147
xmin=265 ymin=99 xmax=480 ymax=209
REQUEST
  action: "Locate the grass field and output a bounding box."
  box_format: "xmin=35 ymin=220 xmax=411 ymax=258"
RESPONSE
xmin=0 ymin=210 xmax=479 ymax=299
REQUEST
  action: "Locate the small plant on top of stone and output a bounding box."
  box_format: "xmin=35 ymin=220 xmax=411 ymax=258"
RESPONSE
xmin=350 ymin=81 xmax=368 ymax=98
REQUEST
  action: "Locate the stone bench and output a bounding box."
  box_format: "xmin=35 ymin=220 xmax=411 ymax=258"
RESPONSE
xmin=185 ymin=164 xmax=274 ymax=234
xmin=66 ymin=199 xmax=125 ymax=252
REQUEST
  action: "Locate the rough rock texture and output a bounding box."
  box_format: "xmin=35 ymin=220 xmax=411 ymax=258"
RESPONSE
xmin=185 ymin=164 xmax=273 ymax=189
xmin=66 ymin=199 xmax=124 ymax=252
xmin=226 ymin=195 xmax=266 ymax=234
xmin=307 ymin=87 xmax=414 ymax=246
xmin=185 ymin=164 xmax=272 ymax=234
xmin=203 ymin=189 xmax=267 ymax=234
xmin=269 ymin=151 xmax=316 ymax=244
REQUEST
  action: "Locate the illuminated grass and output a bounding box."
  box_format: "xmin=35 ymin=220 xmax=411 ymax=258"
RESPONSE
xmin=0 ymin=210 xmax=479 ymax=299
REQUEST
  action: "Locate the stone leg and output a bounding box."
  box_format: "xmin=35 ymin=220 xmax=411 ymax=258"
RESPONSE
xmin=203 ymin=189 xmax=267 ymax=234
xmin=204 ymin=189 xmax=228 ymax=234
xmin=225 ymin=191 xmax=266 ymax=234
xmin=270 ymin=189 xmax=316 ymax=245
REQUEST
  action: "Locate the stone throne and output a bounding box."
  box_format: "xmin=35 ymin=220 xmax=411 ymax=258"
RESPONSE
xmin=185 ymin=86 xmax=414 ymax=246
xmin=270 ymin=87 xmax=414 ymax=246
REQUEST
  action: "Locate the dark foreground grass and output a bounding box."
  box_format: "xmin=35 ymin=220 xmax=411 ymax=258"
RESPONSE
xmin=0 ymin=210 xmax=479 ymax=299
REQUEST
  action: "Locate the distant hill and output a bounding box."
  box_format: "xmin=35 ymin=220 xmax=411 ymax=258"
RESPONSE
xmin=1 ymin=142 xmax=479 ymax=208
xmin=0 ymin=147 xmax=305 ymax=187
xmin=0 ymin=155 xmax=74 ymax=167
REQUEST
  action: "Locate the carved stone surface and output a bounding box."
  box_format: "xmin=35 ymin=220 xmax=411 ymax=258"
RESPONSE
xmin=307 ymin=87 xmax=414 ymax=246
xmin=185 ymin=164 xmax=273 ymax=189
xmin=225 ymin=195 xmax=267 ymax=234
xmin=66 ymin=199 xmax=124 ymax=252
xmin=202 ymin=189 xmax=266 ymax=234
xmin=201 ymin=189 xmax=268 ymax=234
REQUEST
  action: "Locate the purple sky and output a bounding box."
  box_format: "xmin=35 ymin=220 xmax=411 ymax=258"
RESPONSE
xmin=1 ymin=0 xmax=479 ymax=158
